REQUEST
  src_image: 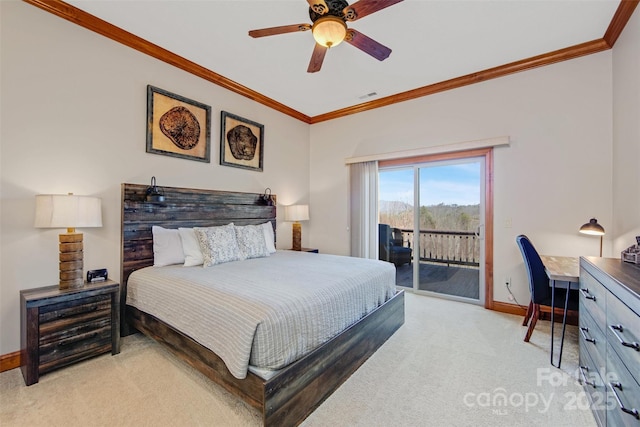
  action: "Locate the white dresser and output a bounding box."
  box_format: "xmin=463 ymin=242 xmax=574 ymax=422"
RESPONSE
xmin=579 ymin=257 xmax=640 ymax=427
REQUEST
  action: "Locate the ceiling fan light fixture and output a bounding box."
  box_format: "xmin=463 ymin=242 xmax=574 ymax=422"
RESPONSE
xmin=312 ymin=16 xmax=347 ymax=48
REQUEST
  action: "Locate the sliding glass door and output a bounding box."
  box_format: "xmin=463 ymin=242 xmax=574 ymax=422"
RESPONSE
xmin=379 ymin=157 xmax=485 ymax=304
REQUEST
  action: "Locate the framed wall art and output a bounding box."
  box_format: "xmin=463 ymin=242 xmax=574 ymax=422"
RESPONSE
xmin=146 ymin=85 xmax=211 ymax=162
xmin=220 ymin=111 xmax=264 ymax=172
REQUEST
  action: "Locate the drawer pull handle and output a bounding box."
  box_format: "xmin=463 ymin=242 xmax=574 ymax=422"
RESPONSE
xmin=57 ymin=332 xmax=99 ymax=347
xmin=608 ymin=382 xmax=640 ymax=420
xmin=57 ymin=304 xmax=99 ymax=319
xmin=579 ymin=288 xmax=596 ymax=301
xmin=578 ymin=365 xmax=596 ymax=388
xmin=579 ymin=327 xmax=596 ymax=344
xmin=609 ymin=324 xmax=640 ymax=351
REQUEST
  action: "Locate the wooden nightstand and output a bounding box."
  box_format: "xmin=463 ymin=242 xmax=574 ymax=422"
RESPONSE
xmin=20 ymin=279 xmax=120 ymax=386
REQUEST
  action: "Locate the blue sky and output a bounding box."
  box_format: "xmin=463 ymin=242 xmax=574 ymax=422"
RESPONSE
xmin=379 ymin=162 xmax=481 ymax=206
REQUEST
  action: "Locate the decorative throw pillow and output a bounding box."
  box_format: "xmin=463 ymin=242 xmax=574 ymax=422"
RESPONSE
xmin=260 ymin=222 xmax=277 ymax=254
xmin=235 ymin=224 xmax=270 ymax=260
xmin=194 ymin=223 xmax=242 ymax=267
xmin=152 ymin=226 xmax=185 ymax=267
xmin=178 ymin=227 xmax=204 ymax=266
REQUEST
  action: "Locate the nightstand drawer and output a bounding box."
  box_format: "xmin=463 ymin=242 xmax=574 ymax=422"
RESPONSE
xmin=39 ymin=294 xmax=110 ymax=324
xmin=40 ymin=315 xmax=111 ymax=345
xmin=39 ymin=325 xmax=112 ymax=373
xmin=38 ymin=294 xmax=113 ymax=373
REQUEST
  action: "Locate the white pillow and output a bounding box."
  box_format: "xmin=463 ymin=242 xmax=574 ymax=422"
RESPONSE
xmin=194 ymin=223 xmax=242 ymax=267
xmin=178 ymin=227 xmax=204 ymax=266
xmin=235 ymin=224 xmax=270 ymax=260
xmin=152 ymin=226 xmax=185 ymax=267
xmin=261 ymin=222 xmax=277 ymax=254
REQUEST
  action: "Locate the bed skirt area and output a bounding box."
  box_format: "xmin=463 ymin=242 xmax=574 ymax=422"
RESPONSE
xmin=126 ymin=289 xmax=405 ymax=426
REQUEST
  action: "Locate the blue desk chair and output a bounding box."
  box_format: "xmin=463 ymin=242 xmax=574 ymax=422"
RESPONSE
xmin=516 ymin=235 xmax=579 ymax=342
xmin=379 ymin=224 xmax=412 ymax=266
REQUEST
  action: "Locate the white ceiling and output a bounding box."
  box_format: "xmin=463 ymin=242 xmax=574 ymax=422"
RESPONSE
xmin=66 ymin=0 xmax=620 ymax=117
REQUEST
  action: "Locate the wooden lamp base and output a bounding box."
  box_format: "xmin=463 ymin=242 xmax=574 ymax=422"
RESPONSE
xmin=59 ymin=232 xmax=83 ymax=289
xmin=292 ymin=222 xmax=302 ymax=251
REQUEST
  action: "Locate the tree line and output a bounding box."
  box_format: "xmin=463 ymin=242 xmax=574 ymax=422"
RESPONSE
xmin=379 ymin=201 xmax=480 ymax=232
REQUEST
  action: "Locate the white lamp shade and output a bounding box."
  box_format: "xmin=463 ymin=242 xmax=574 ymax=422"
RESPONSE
xmin=284 ymin=204 xmax=309 ymax=222
xmin=34 ymin=194 xmax=103 ymax=228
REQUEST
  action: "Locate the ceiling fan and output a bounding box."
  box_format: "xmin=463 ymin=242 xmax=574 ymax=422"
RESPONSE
xmin=248 ymin=0 xmax=404 ymax=73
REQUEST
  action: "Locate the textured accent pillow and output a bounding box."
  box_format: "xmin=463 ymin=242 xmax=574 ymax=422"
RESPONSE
xmin=152 ymin=226 xmax=185 ymax=267
xmin=236 ymin=224 xmax=270 ymax=260
xmin=178 ymin=227 xmax=204 ymax=266
xmin=260 ymin=222 xmax=277 ymax=254
xmin=194 ymin=223 xmax=242 ymax=267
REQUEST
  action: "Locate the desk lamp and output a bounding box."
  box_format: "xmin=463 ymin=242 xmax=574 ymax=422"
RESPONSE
xmin=579 ymin=218 xmax=605 ymax=257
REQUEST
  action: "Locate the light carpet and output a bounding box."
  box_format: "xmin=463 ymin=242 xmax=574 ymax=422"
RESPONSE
xmin=0 ymin=293 xmax=596 ymax=426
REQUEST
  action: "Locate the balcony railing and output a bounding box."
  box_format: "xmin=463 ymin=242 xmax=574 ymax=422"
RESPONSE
xmin=398 ymin=228 xmax=480 ymax=267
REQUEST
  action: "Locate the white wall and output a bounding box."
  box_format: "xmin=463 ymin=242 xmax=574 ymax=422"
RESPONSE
xmin=2 ymin=1 xmax=637 ymax=357
xmin=0 ymin=2 xmax=310 ymax=354
xmin=309 ymin=52 xmax=614 ymax=306
xmin=612 ymin=7 xmax=640 ymax=253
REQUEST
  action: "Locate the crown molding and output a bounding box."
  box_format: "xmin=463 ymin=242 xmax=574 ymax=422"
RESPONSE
xmin=23 ymin=0 xmax=638 ymax=124
xmin=23 ymin=0 xmax=312 ymax=123
xmin=310 ymin=39 xmax=610 ymax=123
xmin=604 ymin=0 xmax=639 ymax=47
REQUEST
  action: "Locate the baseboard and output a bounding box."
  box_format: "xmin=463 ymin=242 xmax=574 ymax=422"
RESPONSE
xmin=491 ymin=300 xmax=578 ymax=326
xmin=492 ymin=300 xmax=528 ymax=316
xmin=0 ymin=351 xmax=20 ymax=373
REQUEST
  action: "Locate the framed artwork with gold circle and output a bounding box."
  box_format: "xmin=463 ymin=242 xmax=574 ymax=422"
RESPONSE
xmin=220 ymin=111 xmax=264 ymax=172
xmin=146 ymin=85 xmax=211 ymax=162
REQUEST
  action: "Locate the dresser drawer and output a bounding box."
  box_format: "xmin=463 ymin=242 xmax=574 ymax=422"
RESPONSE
xmin=579 ymin=343 xmax=607 ymax=427
xmin=607 ymin=293 xmax=640 ymax=380
xmin=580 ymin=307 xmax=607 ymax=372
xmin=607 ymin=343 xmax=640 ymax=426
xmin=580 ymin=270 xmax=607 ymax=328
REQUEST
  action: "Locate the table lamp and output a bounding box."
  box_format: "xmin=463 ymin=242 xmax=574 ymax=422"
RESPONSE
xmin=579 ymin=218 xmax=605 ymax=257
xmin=284 ymin=204 xmax=309 ymax=251
xmin=34 ymin=194 xmax=103 ymax=289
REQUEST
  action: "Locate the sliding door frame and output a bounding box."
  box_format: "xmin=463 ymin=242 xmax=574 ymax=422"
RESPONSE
xmin=380 ymin=147 xmax=494 ymax=309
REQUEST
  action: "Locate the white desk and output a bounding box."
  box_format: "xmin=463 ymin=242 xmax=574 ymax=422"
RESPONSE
xmin=540 ymin=255 xmax=579 ymax=368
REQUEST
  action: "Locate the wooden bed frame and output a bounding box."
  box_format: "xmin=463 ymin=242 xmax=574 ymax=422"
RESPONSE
xmin=120 ymin=183 xmax=405 ymax=426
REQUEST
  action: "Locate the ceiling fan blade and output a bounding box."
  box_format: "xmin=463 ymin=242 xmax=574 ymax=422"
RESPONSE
xmin=343 ymin=0 xmax=404 ymax=22
xmin=307 ymin=0 xmax=330 ymax=15
xmin=345 ymin=29 xmax=391 ymax=61
xmin=249 ymin=23 xmax=311 ymax=38
xmin=307 ymin=43 xmax=328 ymax=73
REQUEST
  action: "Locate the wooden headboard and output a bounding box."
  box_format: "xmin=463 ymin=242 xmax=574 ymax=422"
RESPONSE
xmin=120 ymin=183 xmax=276 ymax=333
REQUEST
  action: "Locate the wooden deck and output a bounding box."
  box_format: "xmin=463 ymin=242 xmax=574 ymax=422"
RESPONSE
xmin=395 ymin=262 xmax=480 ymax=300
